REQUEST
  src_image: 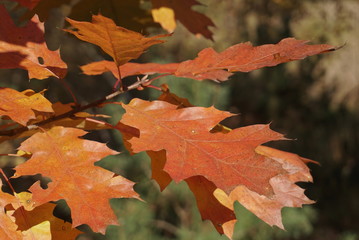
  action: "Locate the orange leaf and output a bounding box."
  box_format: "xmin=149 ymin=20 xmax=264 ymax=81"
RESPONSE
xmin=151 ymin=0 xmax=215 ymax=39
xmin=81 ymin=38 xmax=335 ymax=82
xmin=214 ymin=145 xmax=315 ymax=230
xmin=136 ymin=88 xmax=315 ymax=238
xmin=0 ymin=6 xmax=67 ymax=79
xmin=0 ymin=88 xmax=53 ymax=126
xmin=65 ymin=14 xmax=169 ymax=68
xmin=14 ymin=126 xmax=140 ymax=234
xmin=0 ymin=183 xmax=23 ymax=240
xmin=120 ymin=99 xmax=285 ymax=195
xmin=175 ymin=38 xmax=336 ymax=80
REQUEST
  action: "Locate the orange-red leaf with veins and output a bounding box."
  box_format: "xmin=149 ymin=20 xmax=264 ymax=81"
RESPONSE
xmin=0 ymin=88 xmax=53 ymax=126
xmin=175 ymin=38 xmax=336 ymax=80
xmin=119 ymin=98 xmax=286 ymax=195
xmin=81 ymin=38 xmax=334 ymax=82
xmin=0 ymin=6 xmax=67 ymax=79
xmin=145 ymin=89 xmax=315 ymax=238
xmin=14 ymin=126 xmax=140 ymax=234
xmin=214 ymin=145 xmax=315 ymax=230
xmin=151 ymin=0 xmax=215 ymax=40
xmin=65 ymin=14 xmax=169 ymax=68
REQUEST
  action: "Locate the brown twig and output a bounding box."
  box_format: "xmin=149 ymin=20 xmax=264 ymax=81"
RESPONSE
xmin=0 ymin=75 xmax=153 ymax=137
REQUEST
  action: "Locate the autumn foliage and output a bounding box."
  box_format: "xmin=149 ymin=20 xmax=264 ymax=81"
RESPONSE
xmin=0 ymin=1 xmax=336 ymax=239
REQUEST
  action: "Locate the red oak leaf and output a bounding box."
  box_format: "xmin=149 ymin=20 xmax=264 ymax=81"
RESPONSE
xmin=65 ymin=14 xmax=169 ymax=68
xmin=14 ymin=126 xmax=140 ymax=234
xmin=81 ymin=38 xmax=335 ymax=82
xmin=175 ymin=38 xmax=336 ymax=80
xmin=214 ymin=145 xmax=315 ymax=232
xmin=119 ymin=98 xmax=285 ymax=195
xmin=0 ymin=6 xmax=67 ymax=79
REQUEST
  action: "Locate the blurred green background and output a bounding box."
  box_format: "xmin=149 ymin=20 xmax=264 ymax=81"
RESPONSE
xmin=1 ymin=0 xmax=358 ymax=239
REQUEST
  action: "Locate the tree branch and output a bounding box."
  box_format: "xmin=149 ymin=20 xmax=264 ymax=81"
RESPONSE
xmin=0 ymin=76 xmax=152 ymax=137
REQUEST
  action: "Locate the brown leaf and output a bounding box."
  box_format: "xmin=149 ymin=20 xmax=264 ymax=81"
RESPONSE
xmin=151 ymin=0 xmax=215 ymax=39
xmin=186 ymin=176 xmax=236 ymax=236
xmin=14 ymin=126 xmax=140 ymax=234
xmin=65 ymin=14 xmax=169 ymax=69
xmin=0 ymin=6 xmax=67 ymax=79
xmin=0 ymin=88 xmax=53 ymax=126
xmin=13 ymin=200 xmax=82 ymax=239
xmin=147 ymin=150 xmax=172 ymax=191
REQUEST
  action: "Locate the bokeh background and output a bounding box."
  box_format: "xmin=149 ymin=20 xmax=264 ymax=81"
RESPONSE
xmin=1 ymin=0 xmax=358 ymax=239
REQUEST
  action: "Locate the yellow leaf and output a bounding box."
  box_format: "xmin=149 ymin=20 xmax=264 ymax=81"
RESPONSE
xmin=152 ymin=7 xmax=176 ymax=32
xmin=23 ymin=221 xmax=51 ymax=240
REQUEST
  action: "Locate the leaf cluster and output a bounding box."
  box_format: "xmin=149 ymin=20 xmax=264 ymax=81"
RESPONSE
xmin=0 ymin=1 xmax=335 ymax=239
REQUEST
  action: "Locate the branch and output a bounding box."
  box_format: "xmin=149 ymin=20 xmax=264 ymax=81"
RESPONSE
xmin=0 ymin=76 xmax=153 ymax=137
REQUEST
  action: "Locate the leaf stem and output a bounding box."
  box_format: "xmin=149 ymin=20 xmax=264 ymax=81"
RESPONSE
xmin=113 ymin=65 xmax=123 ymax=91
xmin=59 ymin=78 xmax=79 ymax=105
xmin=0 ymin=168 xmax=16 ymax=193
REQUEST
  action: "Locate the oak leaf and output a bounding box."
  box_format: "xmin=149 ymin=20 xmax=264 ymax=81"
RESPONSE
xmin=119 ymin=98 xmax=316 ymax=239
xmin=81 ymin=38 xmax=335 ymax=82
xmin=151 ymin=0 xmax=215 ymax=39
xmin=175 ymin=38 xmax=336 ymax=81
xmin=213 ymin=145 xmax=315 ymax=232
xmin=65 ymin=14 xmax=169 ymax=69
xmin=119 ymin=98 xmax=285 ymax=195
xmin=14 ymin=126 xmax=140 ymax=234
xmin=0 ymin=88 xmax=53 ymax=126
xmin=0 ymin=6 xmax=67 ymax=79
xmin=149 ymin=90 xmax=315 ymax=238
